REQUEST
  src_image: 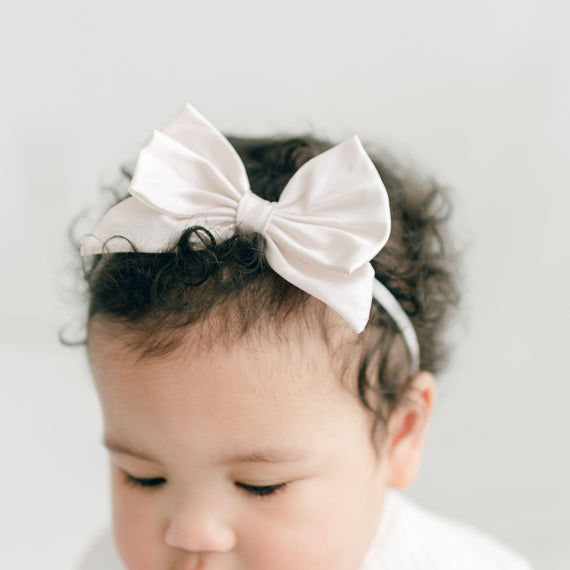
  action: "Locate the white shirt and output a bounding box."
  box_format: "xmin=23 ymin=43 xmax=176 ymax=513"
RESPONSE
xmin=78 ymin=492 xmax=532 ymax=570
xmin=360 ymin=491 xmax=532 ymax=570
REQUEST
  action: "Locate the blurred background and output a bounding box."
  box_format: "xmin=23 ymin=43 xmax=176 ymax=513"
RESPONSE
xmin=1 ymin=1 xmax=568 ymax=569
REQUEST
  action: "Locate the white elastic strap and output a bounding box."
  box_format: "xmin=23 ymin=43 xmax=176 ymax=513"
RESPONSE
xmin=373 ymin=279 xmax=420 ymax=377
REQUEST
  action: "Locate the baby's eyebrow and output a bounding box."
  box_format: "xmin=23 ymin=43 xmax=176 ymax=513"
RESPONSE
xmin=219 ymin=448 xmax=312 ymax=465
xmin=104 ymin=437 xmax=312 ymax=465
xmin=103 ymin=438 xmax=160 ymax=463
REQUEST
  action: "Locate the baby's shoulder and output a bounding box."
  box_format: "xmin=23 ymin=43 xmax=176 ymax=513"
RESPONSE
xmin=363 ymin=491 xmax=533 ymax=570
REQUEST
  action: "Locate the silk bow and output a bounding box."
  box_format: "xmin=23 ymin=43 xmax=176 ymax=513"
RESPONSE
xmin=81 ymin=103 xmax=392 ymax=333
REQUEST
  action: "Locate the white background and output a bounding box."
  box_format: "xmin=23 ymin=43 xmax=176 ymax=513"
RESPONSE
xmin=1 ymin=1 xmax=569 ymax=569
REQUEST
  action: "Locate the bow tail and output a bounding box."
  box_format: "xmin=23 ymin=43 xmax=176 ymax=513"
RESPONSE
xmin=264 ymin=240 xmax=374 ymax=333
xmin=80 ymin=198 xmax=201 ymax=255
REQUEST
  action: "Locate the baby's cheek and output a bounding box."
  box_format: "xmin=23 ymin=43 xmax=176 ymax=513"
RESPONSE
xmin=239 ymin=513 xmax=357 ymax=570
xmin=111 ymin=480 xmax=165 ymax=570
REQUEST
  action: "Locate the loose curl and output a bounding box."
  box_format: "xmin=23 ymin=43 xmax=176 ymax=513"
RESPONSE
xmin=75 ymin=134 xmax=460 ymax=424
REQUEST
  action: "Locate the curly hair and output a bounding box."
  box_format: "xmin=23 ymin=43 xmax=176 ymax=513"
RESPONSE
xmin=78 ymin=134 xmax=460 ymax=424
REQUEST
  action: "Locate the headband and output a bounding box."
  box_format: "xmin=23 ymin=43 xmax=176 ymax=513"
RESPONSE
xmin=81 ymin=103 xmax=420 ymax=374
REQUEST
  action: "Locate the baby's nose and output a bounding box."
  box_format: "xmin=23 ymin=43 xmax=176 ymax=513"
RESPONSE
xmin=164 ymin=496 xmax=236 ymax=554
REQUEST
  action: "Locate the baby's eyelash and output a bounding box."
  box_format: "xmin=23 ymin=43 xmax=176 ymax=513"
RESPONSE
xmin=235 ymin=482 xmax=287 ymax=498
xmin=123 ymin=472 xmax=166 ymax=490
xmin=121 ymin=471 xmax=286 ymax=498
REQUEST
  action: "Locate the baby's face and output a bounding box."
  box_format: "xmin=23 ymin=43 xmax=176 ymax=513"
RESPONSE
xmin=88 ymin=320 xmax=390 ymax=570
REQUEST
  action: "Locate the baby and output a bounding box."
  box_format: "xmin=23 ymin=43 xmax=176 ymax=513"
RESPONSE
xmin=76 ymin=104 xmax=532 ymax=569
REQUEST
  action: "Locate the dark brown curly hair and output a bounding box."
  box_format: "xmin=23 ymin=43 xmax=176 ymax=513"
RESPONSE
xmin=78 ymin=134 xmax=459 ymax=425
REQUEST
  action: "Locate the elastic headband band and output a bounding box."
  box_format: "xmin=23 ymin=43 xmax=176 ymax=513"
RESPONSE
xmin=373 ymin=279 xmax=420 ymax=376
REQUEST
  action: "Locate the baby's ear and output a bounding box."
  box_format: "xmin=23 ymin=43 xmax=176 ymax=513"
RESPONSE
xmin=385 ymin=371 xmax=437 ymax=489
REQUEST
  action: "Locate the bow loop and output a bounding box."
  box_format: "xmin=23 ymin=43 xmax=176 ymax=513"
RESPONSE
xmin=269 ymin=136 xmax=390 ymax=274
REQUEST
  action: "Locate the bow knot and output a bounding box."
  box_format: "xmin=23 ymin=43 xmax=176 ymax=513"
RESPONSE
xmin=236 ymin=192 xmax=276 ymax=235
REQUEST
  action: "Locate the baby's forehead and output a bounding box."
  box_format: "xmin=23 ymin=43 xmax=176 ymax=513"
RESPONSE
xmin=88 ymin=324 xmax=371 ymax=447
xmin=88 ymin=307 xmax=382 ymax=462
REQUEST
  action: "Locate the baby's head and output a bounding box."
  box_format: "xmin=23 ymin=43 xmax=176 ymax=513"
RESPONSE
xmin=81 ymin=105 xmax=458 ymax=570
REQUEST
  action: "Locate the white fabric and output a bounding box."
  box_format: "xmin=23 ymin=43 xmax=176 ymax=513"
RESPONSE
xmin=80 ymin=103 xmax=391 ymax=333
xmin=77 ymin=491 xmax=533 ymax=570
xmin=360 ymin=491 xmax=533 ymax=570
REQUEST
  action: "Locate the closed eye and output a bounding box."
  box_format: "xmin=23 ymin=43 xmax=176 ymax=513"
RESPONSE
xmin=123 ymin=472 xmax=166 ymax=490
xmin=121 ymin=471 xmax=286 ymax=497
xmin=235 ymin=482 xmax=287 ymax=498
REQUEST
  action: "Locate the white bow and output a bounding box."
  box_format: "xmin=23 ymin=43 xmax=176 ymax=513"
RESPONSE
xmin=81 ymin=103 xmax=392 ymax=334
